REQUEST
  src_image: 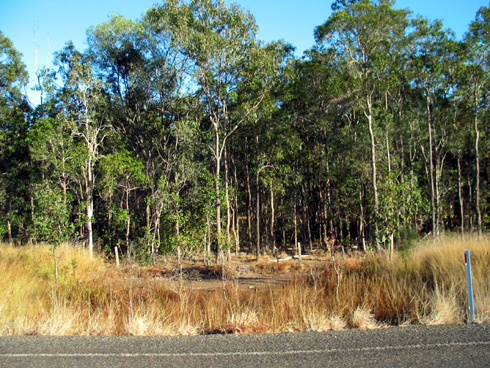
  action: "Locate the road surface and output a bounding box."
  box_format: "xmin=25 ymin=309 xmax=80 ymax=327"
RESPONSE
xmin=0 ymin=323 xmax=488 ymax=367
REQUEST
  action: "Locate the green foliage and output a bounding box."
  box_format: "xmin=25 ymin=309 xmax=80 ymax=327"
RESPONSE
xmin=398 ymin=228 xmax=421 ymax=255
xmin=378 ymin=171 xmax=427 ymax=240
xmin=0 ymin=31 xmax=28 ymax=105
xmin=31 ymin=185 xmax=74 ymax=244
xmin=0 ymin=1 xmax=489 ymax=264
xmin=0 ymin=32 xmax=32 ymax=242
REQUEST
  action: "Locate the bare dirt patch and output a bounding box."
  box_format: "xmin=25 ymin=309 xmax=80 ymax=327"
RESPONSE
xmin=126 ymin=254 xmax=332 ymax=291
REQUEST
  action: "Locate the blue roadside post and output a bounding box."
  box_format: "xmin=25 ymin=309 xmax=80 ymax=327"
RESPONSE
xmin=464 ymin=249 xmax=475 ymax=323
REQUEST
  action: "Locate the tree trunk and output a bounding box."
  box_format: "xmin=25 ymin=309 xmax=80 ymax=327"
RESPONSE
xmin=320 ymin=189 xmax=326 ymax=248
xmin=457 ymin=156 xmax=464 ymax=238
xmin=154 ymin=214 xmax=161 ymax=264
xmin=146 ymin=202 xmax=151 ymax=252
xmin=245 ymin=137 xmax=253 ymax=253
xmin=233 ymin=165 xmax=240 ymax=255
xmin=61 ymin=178 xmax=67 ymax=206
xmin=328 ymin=186 xmax=335 ymax=240
xmin=365 ymin=94 xmax=379 ymax=250
xmin=426 ymin=93 xmax=438 ymax=237
xmin=359 ymin=186 xmax=366 ymax=252
xmin=270 ymin=181 xmax=276 ymax=254
xmin=256 ymin=162 xmax=260 ymax=260
xmin=205 ymin=213 xmax=211 ymax=256
xmin=389 ymin=233 xmax=394 ymax=262
xmin=176 ymin=214 xmax=182 ymax=276
xmin=125 ymin=189 xmax=131 ymax=258
xmin=214 ymin=125 xmax=223 ymax=263
xmin=474 ymin=90 xmax=482 ymax=236
xmin=7 ymin=218 xmax=12 ymax=245
xmin=107 ymin=194 xmax=113 ymax=249
xmin=86 ymin=156 xmax=94 ymax=258
xmin=468 ymin=171 xmax=474 ymax=232
xmin=294 ymin=196 xmax=298 ymax=254
xmin=386 ymin=128 xmax=391 ymax=173
xmin=224 ymin=145 xmax=231 ymax=247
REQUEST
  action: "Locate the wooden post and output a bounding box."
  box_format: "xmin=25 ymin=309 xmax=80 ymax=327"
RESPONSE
xmin=298 ymin=242 xmax=302 ymax=266
xmin=177 ymin=245 xmax=183 ymax=278
xmin=115 ymin=246 xmax=120 ymax=267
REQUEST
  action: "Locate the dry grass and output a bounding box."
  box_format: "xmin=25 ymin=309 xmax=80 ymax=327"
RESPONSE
xmin=302 ymin=311 xmax=347 ymax=332
xmin=253 ymin=260 xmax=305 ymax=274
xmin=0 ymin=234 xmax=488 ymax=335
xmin=352 ymin=307 xmax=378 ymax=329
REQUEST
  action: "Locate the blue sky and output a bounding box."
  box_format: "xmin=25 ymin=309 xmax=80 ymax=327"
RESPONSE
xmin=0 ymin=0 xmax=488 ymax=104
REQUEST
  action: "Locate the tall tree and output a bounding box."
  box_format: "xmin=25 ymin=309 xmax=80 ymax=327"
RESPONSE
xmin=0 ymin=32 xmax=31 ymax=242
xmin=410 ymin=18 xmax=459 ymax=236
xmin=152 ymin=0 xmax=281 ymax=260
xmin=465 ymin=6 xmax=490 ymax=235
xmin=315 ymin=0 xmax=410 ymax=249
xmin=54 ymin=43 xmax=111 ymax=257
xmin=87 ymin=12 xmax=194 ymax=260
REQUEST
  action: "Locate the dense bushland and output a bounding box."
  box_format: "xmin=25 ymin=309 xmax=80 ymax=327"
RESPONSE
xmin=1 ymin=0 xmax=490 ymax=261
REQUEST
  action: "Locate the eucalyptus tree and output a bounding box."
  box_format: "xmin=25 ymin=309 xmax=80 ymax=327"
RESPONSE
xmin=185 ymin=0 xmax=262 ymax=260
xmin=27 ymin=62 xmax=83 ymax=245
xmin=98 ymin=149 xmax=147 ymax=255
xmin=285 ymin=48 xmax=356 ymax=248
xmin=231 ymin=40 xmax=294 ymax=259
xmin=465 ymin=6 xmax=490 ymax=235
xmin=159 ymin=111 xmax=203 ymax=258
xmin=408 ymin=18 xmax=461 ymax=236
xmin=54 ymin=43 xmax=111 ymax=257
xmin=314 ymin=0 xmax=411 ymax=249
xmin=87 ymin=15 xmax=157 ymax=257
xmin=0 ymin=32 xmax=29 ymax=122
xmin=0 ymin=32 xmax=31 ymax=242
xmin=28 ymin=115 xmax=77 ymax=244
xmin=150 ymin=0 xmax=283 ymax=260
xmin=87 ymin=12 xmax=198 ymax=260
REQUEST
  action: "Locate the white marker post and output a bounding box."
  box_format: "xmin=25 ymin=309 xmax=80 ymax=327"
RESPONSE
xmin=464 ymin=249 xmax=475 ymax=323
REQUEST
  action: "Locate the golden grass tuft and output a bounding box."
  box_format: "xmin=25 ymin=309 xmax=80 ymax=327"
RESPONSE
xmin=475 ymin=283 xmax=490 ymax=323
xmin=303 ymin=311 xmax=347 ymax=332
xmin=422 ymin=283 xmax=462 ymax=325
xmin=352 ymin=307 xmax=378 ymax=329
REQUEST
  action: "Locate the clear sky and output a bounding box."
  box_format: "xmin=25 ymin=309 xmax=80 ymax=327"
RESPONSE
xmin=1 ymin=0 xmax=488 ymax=104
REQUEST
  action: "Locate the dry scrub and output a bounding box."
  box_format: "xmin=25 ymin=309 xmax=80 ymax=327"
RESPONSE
xmin=0 ymin=234 xmax=488 ymax=335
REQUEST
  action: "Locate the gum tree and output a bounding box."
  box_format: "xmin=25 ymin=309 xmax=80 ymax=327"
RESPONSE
xmin=151 ymin=0 xmax=281 ymax=260
xmin=0 ymin=32 xmax=31 ymax=242
xmin=314 ymin=0 xmax=410 ymax=249
xmin=55 ymin=43 xmax=111 ymax=257
xmin=465 ymin=6 xmax=490 ymax=235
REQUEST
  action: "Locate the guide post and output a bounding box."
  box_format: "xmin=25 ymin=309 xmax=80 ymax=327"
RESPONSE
xmin=464 ymin=249 xmax=475 ymax=323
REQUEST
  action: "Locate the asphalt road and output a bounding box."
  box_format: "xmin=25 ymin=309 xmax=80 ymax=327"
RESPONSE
xmin=0 ymin=324 xmax=488 ymax=368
